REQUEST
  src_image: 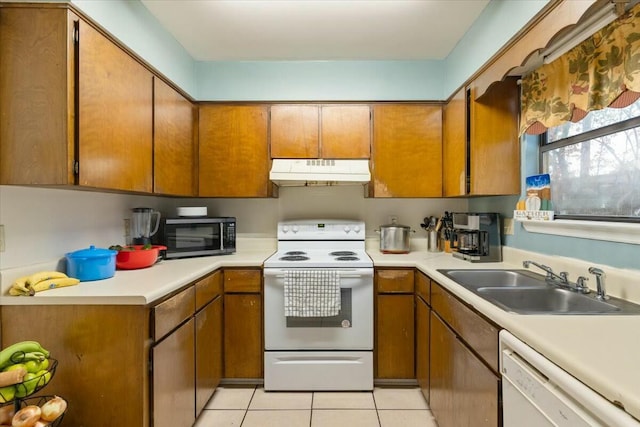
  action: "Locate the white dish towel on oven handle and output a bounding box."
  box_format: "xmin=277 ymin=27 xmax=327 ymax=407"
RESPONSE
xmin=284 ymin=270 xmax=341 ymax=317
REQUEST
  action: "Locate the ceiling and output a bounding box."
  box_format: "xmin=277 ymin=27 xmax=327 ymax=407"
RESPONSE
xmin=140 ymin=0 xmax=491 ymax=61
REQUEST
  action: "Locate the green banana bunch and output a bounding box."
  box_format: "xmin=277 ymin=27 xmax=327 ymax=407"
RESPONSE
xmin=0 ymin=341 xmax=50 ymax=370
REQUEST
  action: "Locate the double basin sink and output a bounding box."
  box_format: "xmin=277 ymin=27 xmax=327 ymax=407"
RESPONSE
xmin=437 ymin=269 xmax=640 ymax=315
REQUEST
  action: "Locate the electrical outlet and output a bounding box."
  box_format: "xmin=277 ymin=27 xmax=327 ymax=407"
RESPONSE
xmin=503 ymin=218 xmax=514 ymax=235
xmin=0 ymin=225 xmax=5 ymax=252
xmin=388 ymin=215 xmax=398 ymax=224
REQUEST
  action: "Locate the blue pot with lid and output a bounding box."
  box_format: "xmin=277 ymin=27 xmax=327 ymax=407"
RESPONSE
xmin=65 ymin=245 xmax=117 ymax=281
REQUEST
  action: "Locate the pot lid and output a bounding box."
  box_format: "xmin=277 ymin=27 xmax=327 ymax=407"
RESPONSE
xmin=66 ymin=245 xmax=117 ymax=259
xmin=380 ymin=218 xmax=410 ymax=229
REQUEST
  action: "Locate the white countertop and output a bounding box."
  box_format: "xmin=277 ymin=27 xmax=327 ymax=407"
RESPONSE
xmin=0 ymin=238 xmax=276 ymax=306
xmin=2 ymin=238 xmax=639 ymax=422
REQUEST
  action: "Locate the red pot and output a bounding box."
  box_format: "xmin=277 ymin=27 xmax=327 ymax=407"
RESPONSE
xmin=115 ymin=245 xmax=167 ymax=270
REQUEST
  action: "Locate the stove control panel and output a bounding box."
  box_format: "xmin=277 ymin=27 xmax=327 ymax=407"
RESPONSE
xmin=277 ymin=219 xmax=365 ymax=240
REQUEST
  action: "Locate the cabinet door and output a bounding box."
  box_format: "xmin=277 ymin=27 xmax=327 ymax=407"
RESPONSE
xmin=430 ymin=312 xmax=499 ymax=427
xmin=152 ymin=317 xmax=195 ymax=427
xmin=0 ymin=7 xmax=76 ymax=185
xmin=199 ymin=104 xmax=270 ymax=197
xmin=371 ymin=104 xmax=443 ymax=197
xmin=153 ymin=78 xmax=196 ymax=196
xmin=376 ymin=294 xmax=415 ymax=379
xmin=78 ymin=21 xmax=153 ymax=192
xmin=224 ymin=294 xmax=262 ymax=378
xmin=270 ymin=105 xmax=320 ymax=158
xmin=443 ymin=87 xmax=468 ymax=197
xmin=469 ymin=78 xmax=520 ymax=195
xmin=195 ymin=296 xmax=222 ymax=416
xmin=321 ymin=105 xmax=371 ymax=159
xmin=416 ymin=295 xmax=430 ymax=402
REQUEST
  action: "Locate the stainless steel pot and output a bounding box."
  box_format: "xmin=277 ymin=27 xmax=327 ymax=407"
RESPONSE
xmin=377 ymin=220 xmax=414 ymax=254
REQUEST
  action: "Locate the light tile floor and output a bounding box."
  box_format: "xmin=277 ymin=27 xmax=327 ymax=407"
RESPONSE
xmin=194 ymin=386 xmax=439 ymax=427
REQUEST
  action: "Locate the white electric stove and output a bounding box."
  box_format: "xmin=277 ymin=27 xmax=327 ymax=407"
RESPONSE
xmin=263 ymin=219 xmax=374 ymax=391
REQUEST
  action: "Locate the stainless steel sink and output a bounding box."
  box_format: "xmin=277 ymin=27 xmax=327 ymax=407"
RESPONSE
xmin=437 ymin=269 xmax=640 ymax=315
xmin=438 ymin=269 xmax=547 ymax=289
xmin=476 ymin=287 xmax=620 ymax=314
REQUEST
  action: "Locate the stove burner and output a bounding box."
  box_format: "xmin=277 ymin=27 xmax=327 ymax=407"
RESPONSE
xmin=336 ymin=256 xmax=360 ymax=261
xmin=279 ymin=255 xmax=310 ymax=261
xmin=285 ymin=251 xmax=307 ymax=256
xmin=330 ymin=251 xmax=357 ymax=257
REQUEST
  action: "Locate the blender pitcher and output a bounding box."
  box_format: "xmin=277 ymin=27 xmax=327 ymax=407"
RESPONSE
xmin=130 ymin=207 xmax=161 ymax=245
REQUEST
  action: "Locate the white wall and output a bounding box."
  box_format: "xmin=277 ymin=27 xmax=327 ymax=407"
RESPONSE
xmin=0 ymin=186 xmax=169 ymax=269
xmin=0 ymin=185 xmax=467 ymax=270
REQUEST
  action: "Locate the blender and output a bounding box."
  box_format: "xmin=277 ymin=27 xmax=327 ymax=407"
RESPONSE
xmin=130 ymin=207 xmax=161 ymax=245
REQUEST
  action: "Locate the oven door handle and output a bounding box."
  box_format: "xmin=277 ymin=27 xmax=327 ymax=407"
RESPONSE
xmin=263 ymin=269 xmax=373 ymax=279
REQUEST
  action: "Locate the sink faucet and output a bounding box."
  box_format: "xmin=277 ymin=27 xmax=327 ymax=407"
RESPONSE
xmin=522 ymin=260 xmax=568 ymax=284
xmin=588 ymin=267 xmax=608 ymax=300
xmin=522 ymin=260 xmax=590 ymax=294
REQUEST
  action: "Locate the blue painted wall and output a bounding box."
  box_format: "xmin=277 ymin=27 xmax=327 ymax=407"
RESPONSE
xmin=196 ymin=60 xmax=444 ymax=101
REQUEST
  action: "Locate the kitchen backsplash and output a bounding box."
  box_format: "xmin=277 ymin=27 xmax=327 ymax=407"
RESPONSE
xmin=0 ymin=185 xmax=467 ymax=269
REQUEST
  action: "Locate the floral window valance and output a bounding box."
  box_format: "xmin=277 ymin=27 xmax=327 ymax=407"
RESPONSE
xmin=520 ymin=3 xmax=640 ymax=135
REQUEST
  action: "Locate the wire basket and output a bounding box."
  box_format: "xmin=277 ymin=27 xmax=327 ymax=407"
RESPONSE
xmin=0 ymin=358 xmax=57 ymax=401
xmin=1 ymin=395 xmax=67 ymax=427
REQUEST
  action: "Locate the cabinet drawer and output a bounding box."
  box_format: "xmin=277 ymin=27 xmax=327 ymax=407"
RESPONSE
xmin=153 ymin=286 xmax=195 ymax=341
xmin=223 ymin=269 xmax=262 ymax=293
xmin=431 ymin=281 xmax=499 ymax=372
xmin=195 ymin=270 xmax=223 ymax=311
xmin=376 ymin=268 xmax=414 ymax=293
xmin=415 ymin=270 xmax=430 ymax=304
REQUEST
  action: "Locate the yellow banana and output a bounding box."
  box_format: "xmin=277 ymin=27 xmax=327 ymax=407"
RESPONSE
xmin=31 ymin=277 xmax=79 ymax=292
xmin=9 ymin=277 xmax=34 ymax=296
xmin=26 ymin=271 xmax=68 ymax=286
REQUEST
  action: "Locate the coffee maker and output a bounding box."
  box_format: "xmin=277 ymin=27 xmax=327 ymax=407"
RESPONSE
xmin=449 ymin=213 xmax=502 ymax=262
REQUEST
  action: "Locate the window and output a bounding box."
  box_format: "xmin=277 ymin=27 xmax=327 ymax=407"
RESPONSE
xmin=541 ymin=97 xmax=640 ymax=221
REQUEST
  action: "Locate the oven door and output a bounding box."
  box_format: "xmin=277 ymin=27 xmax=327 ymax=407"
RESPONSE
xmin=264 ymin=268 xmax=373 ymax=350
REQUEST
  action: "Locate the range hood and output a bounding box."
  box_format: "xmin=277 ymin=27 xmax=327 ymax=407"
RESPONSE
xmin=269 ymin=159 xmax=371 ymax=186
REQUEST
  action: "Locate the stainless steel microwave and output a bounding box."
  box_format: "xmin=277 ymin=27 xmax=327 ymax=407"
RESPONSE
xmin=159 ymin=217 xmax=236 ymax=259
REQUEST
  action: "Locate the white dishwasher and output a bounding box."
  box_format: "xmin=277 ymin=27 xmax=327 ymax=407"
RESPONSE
xmin=499 ymin=330 xmax=640 ymax=427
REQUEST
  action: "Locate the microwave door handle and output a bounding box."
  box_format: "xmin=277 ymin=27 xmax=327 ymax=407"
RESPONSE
xmin=219 ymin=223 xmax=224 ymax=250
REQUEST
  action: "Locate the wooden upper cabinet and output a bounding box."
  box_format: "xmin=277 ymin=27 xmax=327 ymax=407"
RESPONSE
xmin=0 ymin=6 xmax=76 ymax=185
xmin=320 ymin=105 xmax=370 ymax=158
xmin=78 ymin=20 xmax=153 ymax=192
xmin=271 ymin=105 xmax=320 ymax=158
xmin=469 ymin=78 xmax=520 ymax=195
xmin=442 ymin=78 xmax=520 ymax=197
xmin=443 ymin=88 xmax=467 ymax=197
xmin=153 ymin=78 xmax=197 ymax=196
xmin=371 ymin=104 xmax=442 ymax=197
xmin=199 ymin=104 xmax=271 ymax=197
xmin=270 ymin=104 xmax=370 ymax=159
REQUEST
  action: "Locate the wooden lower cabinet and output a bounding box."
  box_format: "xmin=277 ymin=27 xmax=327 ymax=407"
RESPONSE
xmin=195 ymin=295 xmax=223 ymax=415
xmin=375 ymin=268 xmax=415 ymax=379
xmin=415 ymin=294 xmax=430 ymax=401
xmin=223 ymin=268 xmax=263 ymax=379
xmin=152 ymin=317 xmax=196 ymax=427
xmin=430 ymin=312 xmax=499 ymax=427
xmin=1 ymin=305 xmax=150 ymax=427
xmin=224 ymin=293 xmax=262 ymax=379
